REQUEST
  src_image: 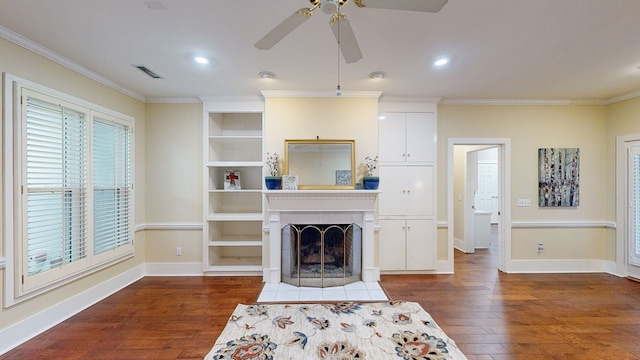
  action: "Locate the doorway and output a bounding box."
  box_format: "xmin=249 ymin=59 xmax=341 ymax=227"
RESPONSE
xmin=447 ymin=138 xmax=511 ymax=272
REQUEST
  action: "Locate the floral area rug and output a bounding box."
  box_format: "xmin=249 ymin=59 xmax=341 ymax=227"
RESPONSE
xmin=204 ymin=301 xmax=468 ymax=360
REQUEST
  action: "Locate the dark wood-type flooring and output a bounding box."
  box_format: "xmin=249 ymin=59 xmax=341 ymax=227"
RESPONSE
xmin=2 ymin=237 xmax=640 ymax=359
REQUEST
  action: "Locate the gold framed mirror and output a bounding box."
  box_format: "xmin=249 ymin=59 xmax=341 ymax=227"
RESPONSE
xmin=284 ymin=139 xmax=356 ymax=190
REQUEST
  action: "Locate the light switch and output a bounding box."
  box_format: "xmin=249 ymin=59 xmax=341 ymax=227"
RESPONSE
xmin=517 ymin=198 xmax=531 ymax=207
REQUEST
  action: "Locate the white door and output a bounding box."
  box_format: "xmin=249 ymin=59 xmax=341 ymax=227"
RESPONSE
xmin=628 ymin=142 xmax=640 ymax=279
xmin=477 ymin=161 xmax=499 ymax=223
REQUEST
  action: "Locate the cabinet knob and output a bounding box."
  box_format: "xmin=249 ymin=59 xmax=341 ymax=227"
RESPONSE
xmin=407 ymin=153 xmax=411 ymax=158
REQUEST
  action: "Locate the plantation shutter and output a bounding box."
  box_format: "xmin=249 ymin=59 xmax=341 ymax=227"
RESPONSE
xmin=93 ymin=118 xmax=132 ymax=254
xmin=631 ymin=144 xmax=640 ymax=265
xmin=25 ymin=96 xmax=87 ymax=275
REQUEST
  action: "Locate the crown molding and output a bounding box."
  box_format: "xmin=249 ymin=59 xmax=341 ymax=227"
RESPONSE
xmin=379 ymin=96 xmax=442 ymax=103
xmin=146 ymin=97 xmax=202 ymax=104
xmin=438 ymin=98 xmax=607 ymax=106
xmin=604 ymin=89 xmax=640 ymax=105
xmin=261 ymin=90 xmax=382 ymax=98
xmin=0 ymin=26 xmax=146 ymax=103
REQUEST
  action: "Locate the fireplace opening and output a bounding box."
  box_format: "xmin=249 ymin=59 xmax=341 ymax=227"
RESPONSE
xmin=281 ymin=223 xmax=362 ymax=287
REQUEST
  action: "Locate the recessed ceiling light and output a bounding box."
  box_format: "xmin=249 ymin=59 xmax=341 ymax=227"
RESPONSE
xmin=259 ymin=71 xmax=276 ymax=79
xmin=433 ymin=56 xmax=451 ymax=67
xmin=369 ymin=71 xmax=386 ymax=80
xmin=194 ymin=56 xmax=209 ymax=64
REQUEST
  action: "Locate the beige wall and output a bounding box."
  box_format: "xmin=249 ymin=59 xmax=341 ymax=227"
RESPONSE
xmin=0 ymin=38 xmax=146 ymax=329
xmin=439 ymin=105 xmax=609 ymax=260
xmin=144 ymin=103 xmax=203 ymax=263
xmin=263 ymin=96 xmax=379 ymax=267
xmin=264 ymin=97 xmax=379 ymax=176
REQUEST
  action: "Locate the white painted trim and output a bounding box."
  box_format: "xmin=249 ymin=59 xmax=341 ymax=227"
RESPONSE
xmin=435 ymin=260 xmax=453 ymax=274
xmin=0 ymin=257 xmax=6 ymax=269
xmin=146 ymin=97 xmax=201 ymax=104
xmin=144 ymin=262 xmax=204 ymax=276
xmin=448 ymin=138 xmax=512 ymax=272
xmin=260 ymin=90 xmax=382 ymax=98
xmin=512 ymin=221 xmax=616 ymax=229
xmin=0 ymin=26 xmax=145 ymax=102
xmin=615 ymin=133 xmax=640 ymax=277
xmin=439 ymin=98 xmax=606 ymax=106
xmin=0 ymin=264 xmax=145 ymax=356
xmin=506 ymin=259 xmax=611 ymax=274
xmin=138 ymin=223 xmax=203 ymax=231
xmin=437 ymin=221 xmax=448 ymax=228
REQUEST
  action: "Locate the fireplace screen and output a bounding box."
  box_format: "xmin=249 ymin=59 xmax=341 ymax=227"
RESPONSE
xmin=282 ymin=223 xmax=362 ymax=287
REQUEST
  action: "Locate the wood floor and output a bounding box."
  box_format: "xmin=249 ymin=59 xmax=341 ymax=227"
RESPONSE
xmin=2 ymin=243 xmax=640 ymax=359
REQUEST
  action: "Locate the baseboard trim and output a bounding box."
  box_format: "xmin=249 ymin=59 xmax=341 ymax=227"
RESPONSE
xmin=506 ymin=259 xmax=610 ymax=273
xmin=145 ymin=262 xmax=204 ymax=276
xmin=0 ymin=264 xmax=145 ymax=356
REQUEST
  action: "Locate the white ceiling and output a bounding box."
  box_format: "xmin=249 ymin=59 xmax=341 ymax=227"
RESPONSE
xmin=2 ymin=0 xmax=640 ymax=103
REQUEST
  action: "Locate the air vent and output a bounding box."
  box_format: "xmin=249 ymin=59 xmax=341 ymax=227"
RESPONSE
xmin=132 ymin=64 xmax=163 ymax=79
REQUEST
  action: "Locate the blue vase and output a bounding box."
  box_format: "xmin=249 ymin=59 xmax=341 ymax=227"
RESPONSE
xmin=362 ymin=176 xmax=379 ymax=190
xmin=265 ymin=176 xmax=282 ymax=190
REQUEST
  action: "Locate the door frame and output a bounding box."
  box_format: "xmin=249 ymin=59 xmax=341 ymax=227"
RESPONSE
xmin=615 ymin=133 xmax=640 ymax=278
xmin=448 ymin=138 xmax=511 ymax=272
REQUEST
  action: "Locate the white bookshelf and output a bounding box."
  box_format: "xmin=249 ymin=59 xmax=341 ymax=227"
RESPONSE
xmin=202 ymin=100 xmax=265 ymax=274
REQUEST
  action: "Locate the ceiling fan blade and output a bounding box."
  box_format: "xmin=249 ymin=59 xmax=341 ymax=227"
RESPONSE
xmin=330 ymin=13 xmax=363 ymax=64
xmin=255 ymin=8 xmax=313 ymax=50
xmin=353 ymin=0 xmax=448 ymax=12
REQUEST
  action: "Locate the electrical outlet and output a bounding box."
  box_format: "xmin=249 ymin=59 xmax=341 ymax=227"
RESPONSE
xmin=536 ymin=243 xmax=544 ymax=253
xmin=176 ymin=247 xmax=182 ymax=256
xmin=517 ymin=198 xmax=531 ymax=207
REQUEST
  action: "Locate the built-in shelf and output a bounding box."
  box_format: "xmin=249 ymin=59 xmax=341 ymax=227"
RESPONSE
xmin=203 ymin=106 xmax=265 ymax=275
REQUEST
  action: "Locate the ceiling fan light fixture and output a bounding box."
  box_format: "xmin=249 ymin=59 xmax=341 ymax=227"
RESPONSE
xmin=369 ymin=71 xmax=386 ymax=79
xmin=321 ymin=0 xmax=339 ymax=14
xmin=259 ymin=71 xmax=276 ymax=79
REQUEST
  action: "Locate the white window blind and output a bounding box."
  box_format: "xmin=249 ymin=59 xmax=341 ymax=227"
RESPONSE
xmin=25 ymin=96 xmax=88 ymax=277
xmin=16 ymin=87 xmax=134 ymax=297
xmin=93 ymin=118 xmax=132 ymax=255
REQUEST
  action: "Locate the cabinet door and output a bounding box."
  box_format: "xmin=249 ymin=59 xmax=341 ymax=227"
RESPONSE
xmin=379 ymin=219 xmax=407 ymax=271
xmin=378 ymin=165 xmax=408 ymax=216
xmin=405 ymin=166 xmax=434 ymax=216
xmin=405 ymin=113 xmax=435 ymax=163
xmin=379 ymin=166 xmax=434 ymax=216
xmin=406 ymin=219 xmax=435 ymax=270
xmin=378 ymin=113 xmax=407 ymax=162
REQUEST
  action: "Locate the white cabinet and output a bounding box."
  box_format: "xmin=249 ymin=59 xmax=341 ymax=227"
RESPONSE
xmin=378 ymin=166 xmax=434 ymax=217
xmin=379 ymin=112 xmax=435 ymax=163
xmin=379 ymin=219 xmax=435 ymax=271
xmin=377 ymin=109 xmax=436 ymax=272
xmin=203 ymin=108 xmax=264 ymax=274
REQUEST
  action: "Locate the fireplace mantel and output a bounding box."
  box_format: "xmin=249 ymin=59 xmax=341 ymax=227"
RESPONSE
xmin=264 ymin=190 xmax=380 ymax=284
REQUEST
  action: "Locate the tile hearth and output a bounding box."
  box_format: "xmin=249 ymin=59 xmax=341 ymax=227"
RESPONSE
xmin=256 ymin=281 xmax=388 ymax=303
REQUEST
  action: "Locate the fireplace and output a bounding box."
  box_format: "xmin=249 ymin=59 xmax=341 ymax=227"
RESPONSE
xmin=264 ymin=190 xmax=379 ymax=285
xmin=282 ymin=224 xmax=362 ymax=287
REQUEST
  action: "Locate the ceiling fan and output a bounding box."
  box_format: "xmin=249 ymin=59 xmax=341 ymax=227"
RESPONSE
xmin=254 ymin=0 xmax=448 ymax=64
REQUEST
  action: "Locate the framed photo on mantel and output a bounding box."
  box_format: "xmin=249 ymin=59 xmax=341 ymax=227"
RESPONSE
xmin=224 ymin=169 xmax=241 ymax=190
xmin=282 ymin=175 xmax=298 ymax=190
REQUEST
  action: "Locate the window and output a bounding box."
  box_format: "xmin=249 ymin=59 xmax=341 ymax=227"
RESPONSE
xmin=4 ymin=77 xmax=134 ymax=301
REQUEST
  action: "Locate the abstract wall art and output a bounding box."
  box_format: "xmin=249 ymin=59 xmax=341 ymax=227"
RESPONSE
xmin=538 ymin=148 xmax=580 ymax=207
